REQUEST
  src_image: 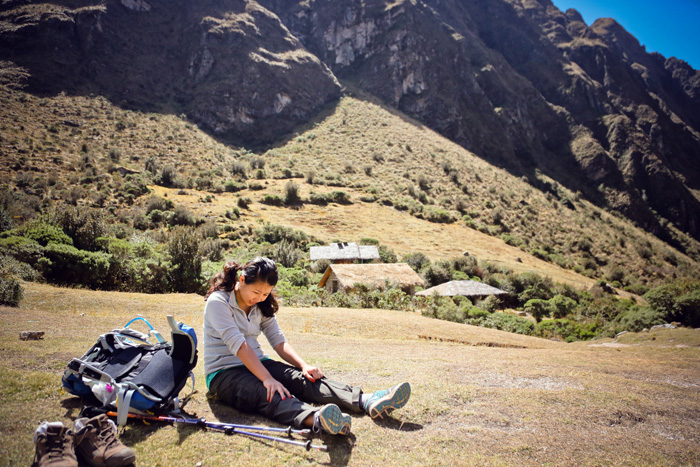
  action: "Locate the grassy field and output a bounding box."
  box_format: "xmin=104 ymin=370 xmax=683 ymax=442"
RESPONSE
xmin=1 ymin=282 xmax=699 ymax=466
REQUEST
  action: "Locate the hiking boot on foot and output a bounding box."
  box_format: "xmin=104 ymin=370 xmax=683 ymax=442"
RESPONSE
xmin=365 ymin=382 xmax=411 ymax=419
xmin=74 ymin=414 xmax=136 ymax=467
xmin=313 ymin=404 xmax=352 ymax=435
xmin=33 ymin=422 xmax=78 ymax=467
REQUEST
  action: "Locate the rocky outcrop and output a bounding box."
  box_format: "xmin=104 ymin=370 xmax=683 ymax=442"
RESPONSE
xmin=259 ymin=0 xmax=700 ymax=241
xmin=0 ymin=0 xmax=341 ymax=144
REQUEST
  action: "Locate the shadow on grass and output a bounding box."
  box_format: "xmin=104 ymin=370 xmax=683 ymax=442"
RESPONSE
xmin=372 ymin=416 xmax=423 ymax=432
xmin=207 ymin=395 xmax=357 ymax=465
xmin=61 ymin=397 xmax=200 ymax=447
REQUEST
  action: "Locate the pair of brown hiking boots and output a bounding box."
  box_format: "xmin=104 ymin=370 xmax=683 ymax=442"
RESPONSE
xmin=33 ymin=414 xmax=136 ymax=467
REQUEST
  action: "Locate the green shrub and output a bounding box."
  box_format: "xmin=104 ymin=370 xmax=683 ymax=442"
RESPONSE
xmin=261 ymin=194 xmax=284 ymax=206
xmin=643 ymin=281 xmax=700 ymax=327
xmin=122 ymin=174 xmax=150 ymax=197
xmin=284 ymin=181 xmax=301 ymax=205
xmin=224 ymin=181 xmax=246 ymax=193
xmin=168 ymin=205 xmax=196 ymax=226
xmin=279 ymin=266 xmax=310 ymax=287
xmin=549 ymin=294 xmax=577 ymax=319
xmin=0 ymin=236 xmax=44 ymax=265
xmin=19 ymin=222 xmax=73 ymax=247
xmin=403 ymin=252 xmax=431 ymax=272
xmin=424 ymin=206 xmax=455 ymax=223
xmin=480 ymin=312 xmax=534 ymax=335
xmin=0 ymin=274 xmax=23 ymax=307
xmin=523 ymin=299 xmax=552 ymax=322
xmin=39 ymin=243 xmax=111 ymax=288
xmin=378 ymin=244 xmax=397 ymax=263
xmin=309 ymin=193 xmax=331 ymax=205
xmin=145 ymin=196 xmax=174 ymax=213
xmin=49 ymin=206 xmax=108 ymax=251
xmin=615 ymin=306 xmax=665 ymax=332
xmin=167 ymin=227 xmax=203 ymax=293
xmin=330 ymin=191 xmax=351 ymax=204
xmin=0 ymin=206 xmax=15 ymax=232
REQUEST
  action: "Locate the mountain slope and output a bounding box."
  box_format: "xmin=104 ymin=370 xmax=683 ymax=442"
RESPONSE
xmin=0 ymin=0 xmax=340 ymax=143
xmin=259 ymin=0 xmax=700 ymax=245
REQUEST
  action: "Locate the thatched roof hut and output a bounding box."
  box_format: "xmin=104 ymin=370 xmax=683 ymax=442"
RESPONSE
xmin=319 ymin=263 xmax=425 ymax=295
xmin=416 ymin=280 xmax=507 ymax=298
xmin=310 ymin=242 xmax=380 ymax=263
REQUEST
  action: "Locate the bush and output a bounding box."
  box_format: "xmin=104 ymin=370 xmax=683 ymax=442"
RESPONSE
xmin=231 ymin=161 xmax=248 ymax=178
xmin=39 ymin=243 xmax=111 ymax=288
xmin=0 ymin=236 xmax=44 ymax=265
xmin=616 ymin=307 xmax=665 ymax=332
xmin=167 ymin=227 xmax=204 ymax=293
xmin=309 ymin=193 xmax=331 ymax=205
xmin=644 ymin=280 xmax=700 ymax=327
xmin=0 ymin=206 xmax=14 ymax=232
xmin=49 ymin=206 xmax=108 ymax=251
xmin=403 ymin=252 xmax=431 ymax=272
xmin=330 ymin=191 xmax=351 ymax=204
xmin=284 ymin=181 xmax=301 ymax=205
xmin=145 ymin=196 xmax=174 ymax=213
xmin=169 ymin=205 xmax=196 ymax=226
xmin=279 ymin=266 xmax=310 ymax=287
xmin=378 ymin=244 xmax=397 ymax=263
xmin=423 ymin=206 xmax=455 ymax=223
xmin=480 ymin=312 xmax=534 ymax=335
xmin=524 ymin=299 xmax=552 ymax=322
xmin=159 ymin=165 xmax=177 ymax=187
xmin=549 ymin=294 xmax=577 ymax=319
xmin=18 ymin=222 xmax=73 ymax=247
xmin=224 ymin=181 xmax=246 ymax=193
xmin=0 ymin=274 xmax=23 ymax=307
xmin=261 ymin=194 xmax=284 ymax=206
xmin=275 ymin=239 xmax=302 ymax=268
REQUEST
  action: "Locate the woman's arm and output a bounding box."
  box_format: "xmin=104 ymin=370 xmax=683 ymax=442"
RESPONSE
xmin=238 ymin=342 xmax=292 ymax=402
xmin=274 ymin=341 xmax=324 ymax=382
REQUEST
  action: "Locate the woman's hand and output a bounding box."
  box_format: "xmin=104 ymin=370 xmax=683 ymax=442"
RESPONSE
xmin=302 ymin=365 xmax=324 ymax=383
xmin=263 ymin=377 xmax=292 ymax=402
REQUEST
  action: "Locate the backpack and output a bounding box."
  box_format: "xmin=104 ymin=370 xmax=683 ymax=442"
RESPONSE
xmin=62 ymin=315 xmax=198 ymax=426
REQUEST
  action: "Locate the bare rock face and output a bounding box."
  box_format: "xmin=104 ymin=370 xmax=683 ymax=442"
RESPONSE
xmin=260 ymin=0 xmax=700 ymax=242
xmin=0 ymin=0 xmax=341 ymax=144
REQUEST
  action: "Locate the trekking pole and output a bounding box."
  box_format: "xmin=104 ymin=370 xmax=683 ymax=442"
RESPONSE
xmin=102 ymin=411 xmax=327 ymax=452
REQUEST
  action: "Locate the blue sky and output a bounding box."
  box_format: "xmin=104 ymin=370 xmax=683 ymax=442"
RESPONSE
xmin=550 ymin=0 xmax=700 ymax=70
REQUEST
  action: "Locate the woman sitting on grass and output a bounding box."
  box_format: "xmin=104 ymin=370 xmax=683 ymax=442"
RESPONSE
xmin=203 ymin=256 xmax=411 ymax=435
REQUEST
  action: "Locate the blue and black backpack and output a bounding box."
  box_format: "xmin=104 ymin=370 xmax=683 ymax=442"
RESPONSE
xmin=62 ymin=316 xmax=198 ymax=426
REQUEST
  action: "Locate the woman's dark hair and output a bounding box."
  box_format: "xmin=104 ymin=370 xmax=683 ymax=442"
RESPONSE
xmin=206 ymin=257 xmax=279 ymax=317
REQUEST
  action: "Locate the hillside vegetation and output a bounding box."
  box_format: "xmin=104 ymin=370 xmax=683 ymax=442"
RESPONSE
xmin=1 ymin=84 xmax=697 ymax=289
xmin=1 ymin=282 xmax=699 ymax=466
xmin=2 ymin=83 xmax=700 ymax=339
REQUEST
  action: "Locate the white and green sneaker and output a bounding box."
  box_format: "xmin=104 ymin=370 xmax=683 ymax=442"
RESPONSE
xmin=314 ymin=404 xmax=352 ymax=435
xmin=365 ymin=382 xmax=411 ymax=419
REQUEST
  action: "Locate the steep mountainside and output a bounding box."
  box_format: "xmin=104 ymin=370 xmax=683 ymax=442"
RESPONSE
xmin=1 ymin=0 xmax=700 ymax=252
xmin=259 ymin=0 xmax=700 ymax=246
xmin=0 ymin=0 xmax=340 ymax=143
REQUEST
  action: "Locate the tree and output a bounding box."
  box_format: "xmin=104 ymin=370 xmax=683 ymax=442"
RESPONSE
xmin=524 ymin=299 xmax=552 ymax=323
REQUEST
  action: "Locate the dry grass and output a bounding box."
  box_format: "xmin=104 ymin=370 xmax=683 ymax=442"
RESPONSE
xmin=1 ymin=282 xmax=699 ymax=466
